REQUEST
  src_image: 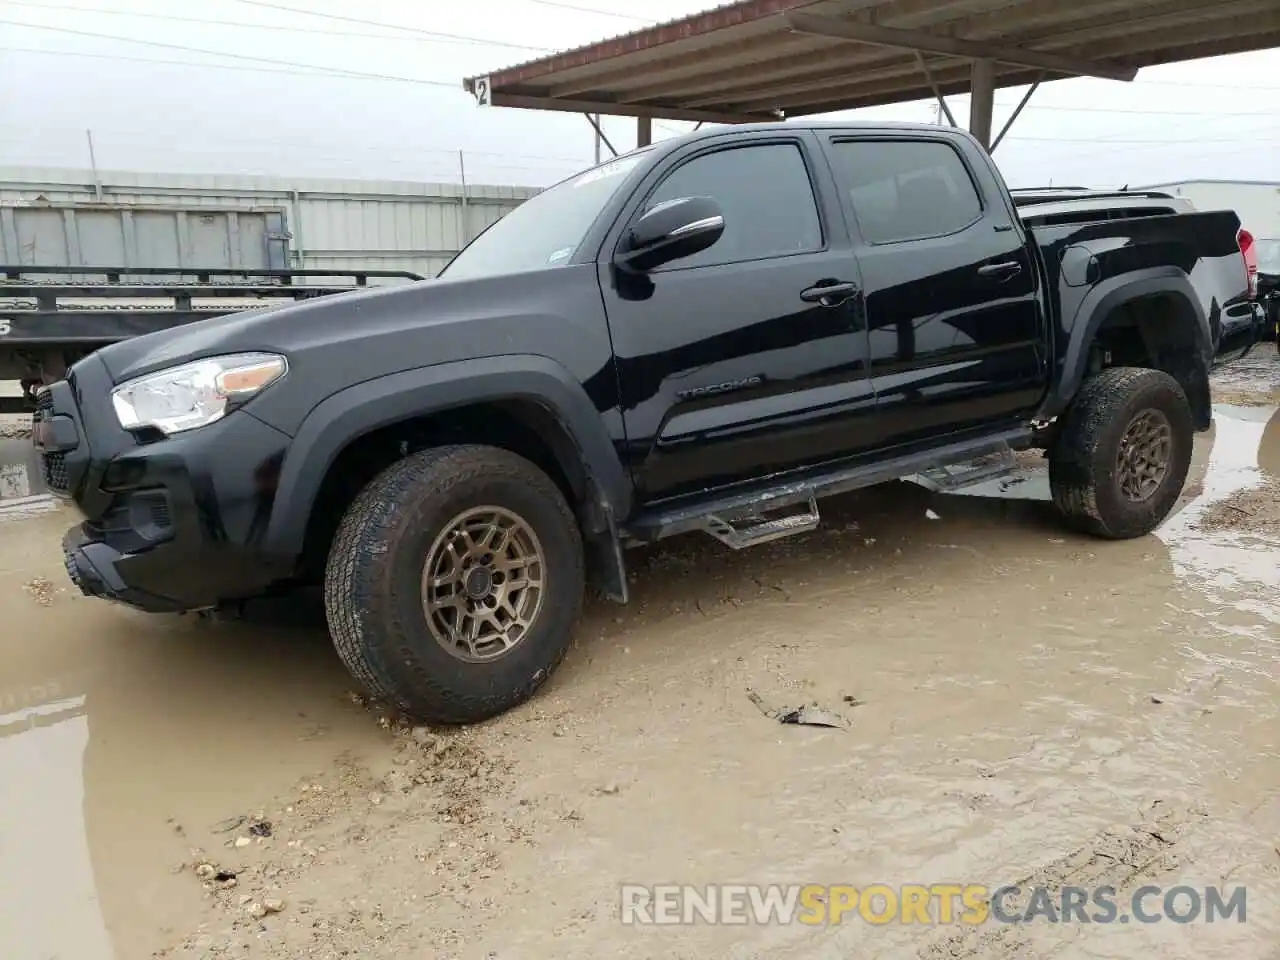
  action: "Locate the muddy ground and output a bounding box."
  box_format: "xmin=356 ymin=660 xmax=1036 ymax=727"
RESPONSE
xmin=3 ymin=356 xmax=1280 ymax=960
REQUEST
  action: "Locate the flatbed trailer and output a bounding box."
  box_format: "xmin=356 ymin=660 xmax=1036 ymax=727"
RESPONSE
xmin=0 ymin=265 xmax=424 ymax=412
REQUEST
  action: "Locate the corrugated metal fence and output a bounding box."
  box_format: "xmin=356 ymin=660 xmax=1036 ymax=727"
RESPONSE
xmin=0 ymin=166 xmax=540 ymax=278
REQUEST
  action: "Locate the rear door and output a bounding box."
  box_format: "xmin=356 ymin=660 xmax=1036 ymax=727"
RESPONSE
xmin=819 ymin=134 xmax=1046 ymax=444
xmin=598 ymin=131 xmax=879 ymax=502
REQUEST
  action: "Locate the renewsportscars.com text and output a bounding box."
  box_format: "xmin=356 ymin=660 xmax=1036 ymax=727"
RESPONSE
xmin=620 ymin=883 xmax=1247 ymax=926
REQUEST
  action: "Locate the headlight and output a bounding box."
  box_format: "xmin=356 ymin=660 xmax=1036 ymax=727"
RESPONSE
xmin=111 ymin=352 xmax=288 ymax=435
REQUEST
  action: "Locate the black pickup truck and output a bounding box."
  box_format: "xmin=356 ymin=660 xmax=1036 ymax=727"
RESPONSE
xmin=35 ymin=122 xmax=1264 ymax=723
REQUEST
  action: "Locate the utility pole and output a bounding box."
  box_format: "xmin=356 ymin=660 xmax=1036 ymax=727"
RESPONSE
xmin=593 ymin=114 xmax=601 ymax=164
xmin=86 ymin=128 xmax=103 ymax=201
xmin=457 ymin=150 xmax=470 ymax=245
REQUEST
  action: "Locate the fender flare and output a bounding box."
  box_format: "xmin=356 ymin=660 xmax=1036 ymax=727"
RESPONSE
xmin=1038 ymin=268 xmax=1209 ymax=422
xmin=260 ymin=354 xmax=632 ymax=558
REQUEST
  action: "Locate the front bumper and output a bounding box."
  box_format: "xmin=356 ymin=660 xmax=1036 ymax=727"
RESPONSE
xmin=36 ymin=354 xmax=297 ymax=612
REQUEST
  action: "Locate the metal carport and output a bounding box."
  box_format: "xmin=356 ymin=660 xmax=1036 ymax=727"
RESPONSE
xmin=462 ymin=0 xmax=1280 ymax=151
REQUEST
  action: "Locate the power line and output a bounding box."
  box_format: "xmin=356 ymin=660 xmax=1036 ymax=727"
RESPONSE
xmin=994 ymin=102 xmax=1280 ymax=118
xmin=1136 ymin=78 xmax=1280 ymax=91
xmin=1003 ymin=134 xmax=1277 ymax=144
xmin=0 ymin=45 xmax=430 ymax=83
xmin=518 ymin=0 xmax=656 ymax=21
xmin=226 ymin=0 xmax=552 ymax=50
xmin=1 ymin=0 xmax=552 ymax=52
xmin=0 ymin=19 xmax=461 ymax=87
xmin=0 ymin=119 xmax=591 ymax=166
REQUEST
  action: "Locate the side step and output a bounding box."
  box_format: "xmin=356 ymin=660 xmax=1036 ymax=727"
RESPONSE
xmin=910 ymin=447 xmax=1017 ymax=493
xmin=626 ymin=425 xmax=1030 ymax=545
xmin=704 ymin=496 xmax=820 ymax=549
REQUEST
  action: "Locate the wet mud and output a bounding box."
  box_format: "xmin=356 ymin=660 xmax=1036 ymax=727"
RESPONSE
xmin=1 ymin=355 xmax=1278 ymax=960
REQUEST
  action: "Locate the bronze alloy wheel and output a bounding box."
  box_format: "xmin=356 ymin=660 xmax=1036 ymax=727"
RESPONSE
xmin=421 ymin=505 xmax=547 ymax=662
xmin=1115 ymin=408 xmax=1173 ymax=502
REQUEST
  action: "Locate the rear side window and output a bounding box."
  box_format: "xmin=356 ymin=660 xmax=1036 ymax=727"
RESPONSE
xmin=643 ymin=143 xmax=823 ymax=269
xmin=827 ymin=140 xmax=982 ymax=244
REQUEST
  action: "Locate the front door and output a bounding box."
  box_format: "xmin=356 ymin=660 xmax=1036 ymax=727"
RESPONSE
xmin=599 ymin=133 xmax=878 ymax=502
xmin=820 ymin=135 xmax=1046 ymax=445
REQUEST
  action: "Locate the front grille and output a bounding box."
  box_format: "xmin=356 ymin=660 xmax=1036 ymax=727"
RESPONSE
xmin=42 ymin=451 xmax=69 ymax=492
xmin=149 ymin=497 xmax=172 ymax=530
xmin=33 ymin=388 xmax=69 ymax=493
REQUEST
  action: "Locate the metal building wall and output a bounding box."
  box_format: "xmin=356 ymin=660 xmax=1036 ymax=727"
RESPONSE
xmin=0 ymin=166 xmax=540 ymax=278
xmin=1139 ymin=180 xmax=1280 ymax=241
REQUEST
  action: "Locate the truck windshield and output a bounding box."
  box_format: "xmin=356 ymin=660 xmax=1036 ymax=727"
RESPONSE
xmin=439 ymin=150 xmax=650 ymax=281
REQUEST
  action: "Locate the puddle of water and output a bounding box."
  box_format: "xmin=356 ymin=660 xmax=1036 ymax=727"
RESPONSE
xmin=0 ymin=511 xmax=389 ymax=960
xmin=1160 ymin=406 xmax=1280 ymax=601
xmin=1 ymin=402 xmax=1278 ymax=960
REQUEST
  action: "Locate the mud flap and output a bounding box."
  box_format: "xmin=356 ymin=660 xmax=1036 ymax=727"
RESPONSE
xmin=585 ymin=500 xmax=628 ymax=604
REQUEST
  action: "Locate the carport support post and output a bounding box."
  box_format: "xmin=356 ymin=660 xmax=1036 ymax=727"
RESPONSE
xmin=637 ymin=116 xmax=652 ymax=148
xmin=969 ymin=58 xmax=996 ymax=150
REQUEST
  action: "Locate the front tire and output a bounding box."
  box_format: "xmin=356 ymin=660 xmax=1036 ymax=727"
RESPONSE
xmin=1049 ymin=367 xmax=1194 ymax=539
xmin=324 ymin=445 xmax=584 ymax=724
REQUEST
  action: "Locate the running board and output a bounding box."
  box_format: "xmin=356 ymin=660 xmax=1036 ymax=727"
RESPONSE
xmin=910 ymin=447 xmax=1018 ymax=493
xmin=626 ymin=426 xmax=1030 ymax=544
xmin=704 ymin=496 xmax=820 ymax=550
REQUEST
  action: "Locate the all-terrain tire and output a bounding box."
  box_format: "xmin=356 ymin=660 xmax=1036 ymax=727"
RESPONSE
xmin=324 ymin=445 xmax=584 ymax=724
xmin=1049 ymin=367 xmax=1194 ymax=539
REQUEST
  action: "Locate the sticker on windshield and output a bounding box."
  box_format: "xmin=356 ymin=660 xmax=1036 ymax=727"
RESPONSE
xmin=572 ymin=153 xmax=643 ymax=188
xmin=547 ymin=246 xmax=574 ymax=264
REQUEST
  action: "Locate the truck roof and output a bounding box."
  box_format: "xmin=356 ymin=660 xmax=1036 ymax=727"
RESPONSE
xmin=640 ymin=120 xmax=977 ymax=149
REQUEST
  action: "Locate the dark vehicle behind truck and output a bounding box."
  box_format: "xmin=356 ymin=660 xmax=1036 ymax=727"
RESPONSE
xmin=34 ymin=122 xmax=1264 ymax=723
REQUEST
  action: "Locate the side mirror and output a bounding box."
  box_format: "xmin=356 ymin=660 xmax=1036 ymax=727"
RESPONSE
xmin=616 ymin=196 xmax=724 ymax=272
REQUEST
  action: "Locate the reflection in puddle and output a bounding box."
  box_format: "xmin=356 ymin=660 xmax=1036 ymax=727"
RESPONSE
xmin=1160 ymin=406 xmax=1280 ymax=603
xmin=0 ymin=697 xmax=113 ymax=960
xmin=0 ymin=515 xmax=389 ymax=960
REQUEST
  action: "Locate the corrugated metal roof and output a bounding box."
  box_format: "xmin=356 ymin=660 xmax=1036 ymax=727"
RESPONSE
xmin=463 ymin=0 xmax=1280 ymax=122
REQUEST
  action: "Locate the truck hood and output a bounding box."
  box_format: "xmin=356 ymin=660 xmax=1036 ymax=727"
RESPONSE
xmin=92 ymin=266 xmax=595 ymax=387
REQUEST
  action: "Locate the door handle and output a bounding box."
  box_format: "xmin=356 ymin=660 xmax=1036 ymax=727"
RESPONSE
xmin=977 ymin=260 xmax=1023 ymax=280
xmin=800 ymin=280 xmax=860 ymax=306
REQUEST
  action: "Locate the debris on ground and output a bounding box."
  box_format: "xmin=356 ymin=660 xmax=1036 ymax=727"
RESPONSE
xmin=212 ymin=816 xmax=247 ymax=834
xmin=22 ymin=577 xmax=54 ymax=606
xmin=747 ymin=689 xmax=851 ymax=729
xmin=1196 ymin=477 xmax=1280 ymax=535
xmin=0 ymin=418 xmax=32 ymax=440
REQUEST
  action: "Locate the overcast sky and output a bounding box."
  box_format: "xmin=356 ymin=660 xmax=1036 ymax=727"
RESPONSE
xmin=0 ymin=0 xmax=1277 ymax=189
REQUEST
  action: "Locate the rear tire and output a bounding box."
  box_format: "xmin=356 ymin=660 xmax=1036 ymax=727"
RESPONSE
xmin=1049 ymin=367 xmax=1193 ymax=539
xmin=324 ymin=445 xmax=584 ymax=724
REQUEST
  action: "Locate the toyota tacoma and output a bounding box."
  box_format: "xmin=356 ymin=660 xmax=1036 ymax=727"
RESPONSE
xmin=33 ymin=123 xmax=1265 ymax=722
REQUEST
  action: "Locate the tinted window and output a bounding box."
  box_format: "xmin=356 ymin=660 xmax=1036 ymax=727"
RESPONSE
xmin=643 ymin=143 xmax=822 ymax=268
xmin=827 ymin=140 xmax=982 ymax=243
